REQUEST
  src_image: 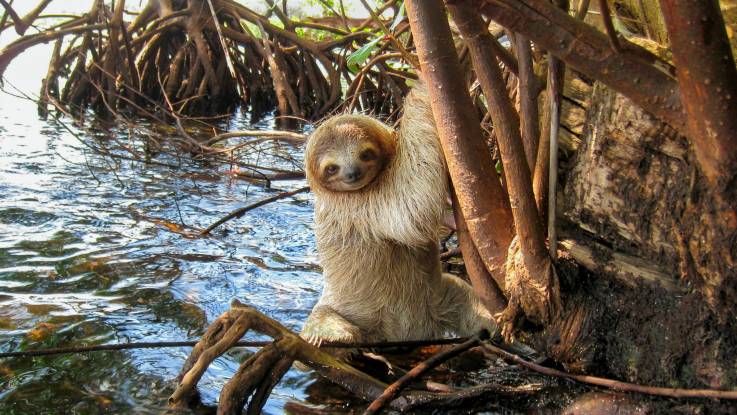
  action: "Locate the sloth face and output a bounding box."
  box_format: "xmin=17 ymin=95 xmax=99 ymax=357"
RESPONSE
xmin=307 ymin=115 xmax=394 ymax=193
xmin=317 ymin=140 xmax=383 ymax=192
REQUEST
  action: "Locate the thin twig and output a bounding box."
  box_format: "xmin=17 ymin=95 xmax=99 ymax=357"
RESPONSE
xmin=0 ymin=337 xmax=469 ymax=358
xmin=358 ymin=0 xmax=418 ymax=68
xmin=598 ymin=0 xmax=621 ymax=51
xmin=206 ymin=0 xmax=236 ymax=79
xmin=200 ymin=186 xmax=310 ymax=236
xmin=363 ymin=330 xmax=490 ymax=415
xmin=481 ymin=342 xmax=737 ymax=400
xmin=206 ymin=130 xmax=306 ymax=146
xmin=547 ymin=54 xmax=562 ymax=256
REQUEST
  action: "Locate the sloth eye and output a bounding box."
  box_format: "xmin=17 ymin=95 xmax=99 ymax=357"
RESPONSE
xmin=325 ymin=164 xmax=339 ymax=175
xmin=359 ymin=149 xmax=376 ymax=161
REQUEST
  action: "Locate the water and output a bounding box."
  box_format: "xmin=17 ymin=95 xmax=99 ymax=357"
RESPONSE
xmin=0 ymin=5 xmax=645 ymax=414
xmin=0 ymin=20 xmax=323 ymax=414
xmin=0 ymin=53 xmax=586 ymax=415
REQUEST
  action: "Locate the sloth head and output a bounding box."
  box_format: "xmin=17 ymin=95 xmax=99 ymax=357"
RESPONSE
xmin=305 ymin=115 xmax=395 ymax=193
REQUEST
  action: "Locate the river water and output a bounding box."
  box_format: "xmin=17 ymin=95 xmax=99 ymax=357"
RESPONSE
xmin=0 ymin=3 xmax=624 ymax=414
xmin=0 ymin=13 xmax=325 ymax=414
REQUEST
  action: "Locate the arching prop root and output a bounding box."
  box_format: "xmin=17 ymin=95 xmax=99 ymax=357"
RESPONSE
xmin=169 ymin=299 xmax=385 ymax=414
xmin=1 ymin=0 xmax=415 ymax=121
xmin=168 ymin=300 xmax=543 ymax=414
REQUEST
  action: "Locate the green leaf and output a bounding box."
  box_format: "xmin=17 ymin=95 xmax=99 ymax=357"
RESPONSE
xmin=240 ymin=21 xmax=261 ymax=39
xmin=347 ymin=36 xmax=382 ymax=73
xmin=390 ymin=2 xmax=405 ymax=31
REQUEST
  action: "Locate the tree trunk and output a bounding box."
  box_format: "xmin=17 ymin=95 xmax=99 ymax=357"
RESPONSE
xmin=659 ymin=0 xmax=737 ymax=197
xmin=550 ymin=82 xmax=737 ymax=389
xmin=449 ymin=4 xmax=561 ymax=330
xmin=405 ymin=0 xmax=515 ymax=290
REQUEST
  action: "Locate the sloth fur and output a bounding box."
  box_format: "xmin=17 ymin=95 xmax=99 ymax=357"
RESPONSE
xmin=302 ymin=85 xmax=494 ymax=347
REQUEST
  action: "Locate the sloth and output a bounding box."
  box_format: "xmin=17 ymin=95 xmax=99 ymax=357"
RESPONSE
xmin=301 ymin=85 xmax=494 ymax=350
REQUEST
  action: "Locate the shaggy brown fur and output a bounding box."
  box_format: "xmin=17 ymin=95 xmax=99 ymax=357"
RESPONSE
xmin=301 ymin=85 xmax=494 ymax=348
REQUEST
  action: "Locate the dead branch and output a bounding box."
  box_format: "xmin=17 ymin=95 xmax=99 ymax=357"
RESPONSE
xmin=363 ymin=330 xmax=490 ymax=415
xmin=481 ymin=342 xmax=737 ymax=400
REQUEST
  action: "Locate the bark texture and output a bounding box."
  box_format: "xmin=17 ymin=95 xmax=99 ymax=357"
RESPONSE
xmin=659 ymin=0 xmax=737 ymax=196
xmin=406 ymin=0 xmax=515 ymax=289
xmin=552 ymin=83 xmax=737 ymax=388
xmin=449 ymin=4 xmax=561 ymax=331
xmin=563 ymin=82 xmax=737 ymax=312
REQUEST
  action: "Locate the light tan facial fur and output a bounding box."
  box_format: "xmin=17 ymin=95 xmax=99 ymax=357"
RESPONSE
xmin=305 ymin=115 xmax=395 ymax=193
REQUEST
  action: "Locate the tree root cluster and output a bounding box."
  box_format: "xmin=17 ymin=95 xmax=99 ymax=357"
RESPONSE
xmin=169 ymin=301 xmax=737 ymax=415
xmin=168 ymin=300 xmax=541 ymax=415
xmin=0 ymin=0 xmax=414 ymax=121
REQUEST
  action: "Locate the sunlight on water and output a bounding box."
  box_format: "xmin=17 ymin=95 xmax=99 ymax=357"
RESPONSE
xmin=0 ymin=8 xmax=325 ymax=412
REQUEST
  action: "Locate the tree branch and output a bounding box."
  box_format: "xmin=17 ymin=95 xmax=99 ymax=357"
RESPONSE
xmin=462 ymin=0 xmax=687 ymax=135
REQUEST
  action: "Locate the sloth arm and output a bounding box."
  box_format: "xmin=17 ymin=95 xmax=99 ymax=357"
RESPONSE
xmin=369 ymin=87 xmax=450 ymax=247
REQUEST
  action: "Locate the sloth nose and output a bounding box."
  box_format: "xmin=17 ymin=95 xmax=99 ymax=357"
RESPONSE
xmin=345 ymin=167 xmax=363 ymax=182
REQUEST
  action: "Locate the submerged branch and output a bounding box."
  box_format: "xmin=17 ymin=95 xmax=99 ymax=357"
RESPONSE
xmin=363 ymin=330 xmax=490 ymax=415
xmin=200 ymin=186 xmax=310 ymax=236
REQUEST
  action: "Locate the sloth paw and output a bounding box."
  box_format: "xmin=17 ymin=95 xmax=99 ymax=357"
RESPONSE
xmin=494 ymin=298 xmax=523 ymax=343
xmin=295 ymin=317 xmax=361 ymax=371
xmin=300 ymin=323 xmax=357 ymax=348
xmin=300 ymin=307 xmax=361 ymax=347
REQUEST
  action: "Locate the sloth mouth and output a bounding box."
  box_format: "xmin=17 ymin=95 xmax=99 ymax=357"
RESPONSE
xmin=343 ymin=174 xmax=364 ymax=184
xmin=339 ymin=178 xmax=369 ymax=190
xmin=332 ymin=173 xmax=376 ymax=192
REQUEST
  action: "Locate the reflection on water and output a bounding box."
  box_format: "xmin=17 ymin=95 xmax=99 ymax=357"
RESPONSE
xmin=0 ymin=44 xmax=321 ymax=412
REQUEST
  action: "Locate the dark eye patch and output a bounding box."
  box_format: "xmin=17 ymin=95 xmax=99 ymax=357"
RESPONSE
xmin=325 ymin=164 xmax=339 ymax=175
xmin=359 ymin=149 xmax=377 ymax=162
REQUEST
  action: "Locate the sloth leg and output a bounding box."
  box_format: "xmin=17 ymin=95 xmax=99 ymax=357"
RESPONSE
xmin=437 ymin=273 xmax=497 ymax=336
xmin=300 ymin=304 xmax=362 ymax=345
xmin=295 ymin=304 xmax=363 ymax=370
xmin=438 ymin=275 xmax=540 ymax=359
